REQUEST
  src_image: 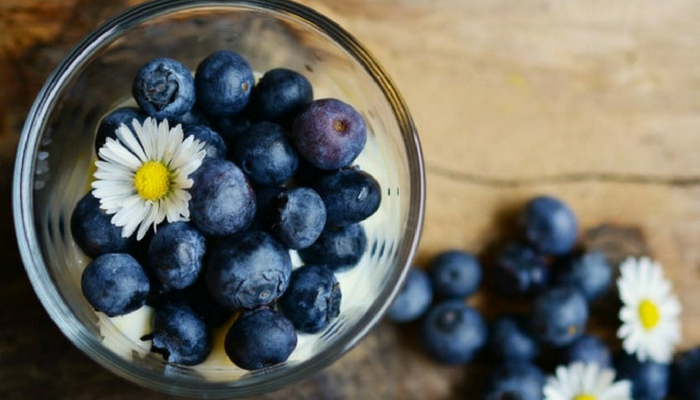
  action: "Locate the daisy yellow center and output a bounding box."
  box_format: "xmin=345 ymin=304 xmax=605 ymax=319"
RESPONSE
xmin=639 ymin=299 xmax=661 ymax=330
xmin=574 ymin=395 xmax=596 ymax=400
xmin=134 ymin=161 xmax=171 ymax=201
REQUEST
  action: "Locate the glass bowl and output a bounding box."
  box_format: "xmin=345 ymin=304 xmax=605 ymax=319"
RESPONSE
xmin=12 ymin=0 xmax=424 ymax=397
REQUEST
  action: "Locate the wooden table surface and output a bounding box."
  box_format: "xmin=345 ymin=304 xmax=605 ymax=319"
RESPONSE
xmin=2 ymin=0 xmax=700 ymax=399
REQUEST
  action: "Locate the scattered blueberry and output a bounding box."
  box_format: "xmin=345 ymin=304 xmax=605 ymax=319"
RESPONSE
xmin=298 ymin=223 xmax=367 ymax=273
xmin=386 ymin=268 xmax=434 ymax=323
xmin=182 ymin=124 xmax=227 ymax=159
xmin=206 ymin=230 xmax=292 ymax=310
xmin=189 ymin=158 xmax=257 ymax=237
xmin=488 ymin=314 xmax=540 ymax=363
xmin=225 ymin=307 xmax=297 ymax=370
xmin=560 ymin=334 xmax=612 ymax=368
xmin=673 ymin=347 xmax=700 ymax=400
xmin=493 ymin=242 xmax=549 ymax=296
xmin=94 ymin=107 xmax=146 ymax=154
xmin=270 ymin=187 xmax=327 ymax=249
xmin=250 ymin=68 xmax=313 ymax=124
xmin=81 ymin=253 xmax=150 ymax=317
xmin=482 ymin=363 xmax=545 ymax=400
xmin=278 ymin=265 xmax=341 ymax=333
xmin=312 ymin=167 xmax=381 ymax=227
xmin=230 ymin=121 xmax=299 ymax=186
xmin=421 ymin=301 xmax=487 ymax=365
xmin=429 ymin=250 xmax=482 ymax=299
xmin=151 ymin=301 xmax=212 ymax=365
xmin=553 ymin=250 xmax=613 ymax=302
xmin=195 ymin=50 xmax=254 ymax=117
xmin=291 ymin=98 xmax=367 ymax=170
xmin=132 ymin=57 xmax=195 ymax=119
xmin=617 ymin=354 xmax=671 ymax=400
xmin=148 ymin=221 xmax=206 ymax=290
xmin=71 ymin=192 xmax=134 ymax=258
xmin=529 ymin=286 xmax=588 ymax=347
xmin=520 ymin=195 xmax=578 ymax=255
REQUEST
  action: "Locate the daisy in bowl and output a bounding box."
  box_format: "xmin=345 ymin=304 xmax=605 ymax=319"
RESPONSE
xmin=543 ymin=362 xmax=631 ymax=400
xmin=616 ymin=256 xmax=682 ymax=363
xmin=91 ymin=117 xmax=206 ymax=240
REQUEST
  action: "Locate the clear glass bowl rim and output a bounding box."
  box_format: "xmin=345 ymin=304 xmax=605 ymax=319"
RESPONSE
xmin=12 ymin=0 xmax=425 ymax=396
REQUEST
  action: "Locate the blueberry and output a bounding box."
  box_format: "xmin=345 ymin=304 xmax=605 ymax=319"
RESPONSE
xmin=291 ymin=98 xmax=367 ymax=170
xmin=482 ymin=363 xmax=545 ymax=400
xmin=278 ymin=265 xmax=341 ymax=333
xmin=182 ymin=124 xmax=227 ymax=159
xmin=298 ymin=223 xmax=367 ymax=273
xmin=617 ymin=354 xmax=671 ymax=400
xmin=250 ymin=68 xmax=313 ymax=124
xmin=195 ymin=50 xmax=254 ymax=117
xmin=488 ymin=315 xmax=540 ymax=363
xmin=151 ymin=301 xmax=212 ymax=366
xmin=421 ymin=301 xmax=487 ymax=364
xmin=132 ymin=57 xmax=195 ymax=119
xmin=230 ymin=121 xmax=299 ymax=186
xmin=493 ymin=242 xmax=550 ymax=296
xmin=206 ymin=230 xmax=292 ymax=310
xmin=172 ymin=107 xmax=210 ymax=126
xmin=211 ymin=113 xmax=252 ymax=146
xmin=560 ymin=334 xmax=612 ymax=368
xmin=429 ymin=250 xmax=482 ymax=299
xmin=267 ymin=187 xmax=327 ymax=249
xmin=182 ymin=276 xmax=233 ymax=328
xmin=94 ymin=107 xmax=147 ymax=154
xmin=81 ymin=253 xmax=150 ymax=317
xmin=553 ymin=250 xmax=613 ymax=302
xmin=312 ymin=167 xmax=381 ymax=227
xmin=189 ymin=158 xmax=256 ymax=237
xmin=673 ymin=347 xmax=700 ymax=399
xmin=293 ymin=158 xmax=333 ymax=187
xmin=71 ymin=192 xmax=134 ymax=258
xmin=250 ymin=185 xmax=284 ymax=231
xmin=147 ymin=221 xmax=206 ymax=290
xmin=386 ymin=269 xmax=434 ymax=323
xmin=529 ymin=286 xmax=588 ymax=347
xmin=520 ymin=195 xmax=578 ymax=255
xmin=224 ymin=307 xmax=297 ymax=370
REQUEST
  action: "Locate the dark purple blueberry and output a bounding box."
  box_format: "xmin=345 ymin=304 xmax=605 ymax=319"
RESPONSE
xmin=250 ymin=68 xmax=313 ymax=124
xmin=553 ymin=250 xmax=613 ymax=302
xmin=132 ymin=58 xmax=195 ymax=119
xmin=271 ymin=187 xmax=327 ymax=249
xmin=189 ymin=158 xmax=256 ymax=237
xmin=520 ymin=195 xmax=578 ymax=255
xmin=617 ymin=354 xmax=671 ymax=400
xmin=147 ymin=221 xmax=206 ymax=290
xmin=386 ymin=268 xmax=433 ymax=323
xmin=94 ymin=107 xmax=147 ymax=154
xmin=560 ymin=334 xmax=612 ymax=368
xmin=224 ymin=307 xmax=297 ymax=370
xmin=81 ymin=253 xmax=149 ymax=317
xmin=230 ymin=121 xmax=299 ymax=186
xmin=429 ymin=250 xmax=482 ymax=299
xmin=182 ymin=124 xmax=227 ymax=159
xmin=298 ymin=224 xmax=367 ymax=273
xmin=421 ymin=301 xmax=487 ymax=365
xmin=278 ymin=265 xmax=341 ymax=333
xmin=206 ymin=230 xmax=292 ymax=310
xmin=482 ymin=363 xmax=545 ymax=400
xmin=493 ymin=242 xmax=550 ymax=296
xmin=488 ymin=314 xmax=540 ymax=363
xmin=195 ymin=50 xmax=254 ymax=117
xmin=250 ymin=185 xmax=284 ymax=231
xmin=151 ymin=301 xmax=212 ymax=366
xmin=71 ymin=192 xmax=134 ymax=258
xmin=291 ymin=98 xmax=367 ymax=170
xmin=529 ymin=286 xmax=588 ymax=347
xmin=673 ymin=347 xmax=700 ymax=399
xmin=312 ymin=167 xmax=381 ymax=226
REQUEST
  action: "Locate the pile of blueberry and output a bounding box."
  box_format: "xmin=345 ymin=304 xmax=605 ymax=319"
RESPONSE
xmin=387 ymin=195 xmax=700 ymax=399
xmin=71 ymin=51 xmax=382 ymax=370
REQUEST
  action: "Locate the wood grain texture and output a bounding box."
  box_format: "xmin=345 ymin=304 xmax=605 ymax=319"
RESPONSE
xmin=2 ymin=1 xmax=700 ymax=399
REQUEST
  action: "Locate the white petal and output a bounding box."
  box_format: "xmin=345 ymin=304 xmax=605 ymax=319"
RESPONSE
xmin=116 ymin=123 xmax=148 ymax=162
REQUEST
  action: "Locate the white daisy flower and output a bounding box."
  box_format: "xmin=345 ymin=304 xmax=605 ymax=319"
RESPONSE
xmin=91 ymin=117 xmax=206 ymax=240
xmin=543 ymin=362 xmax=632 ymax=400
xmin=616 ymin=256 xmax=682 ymax=363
